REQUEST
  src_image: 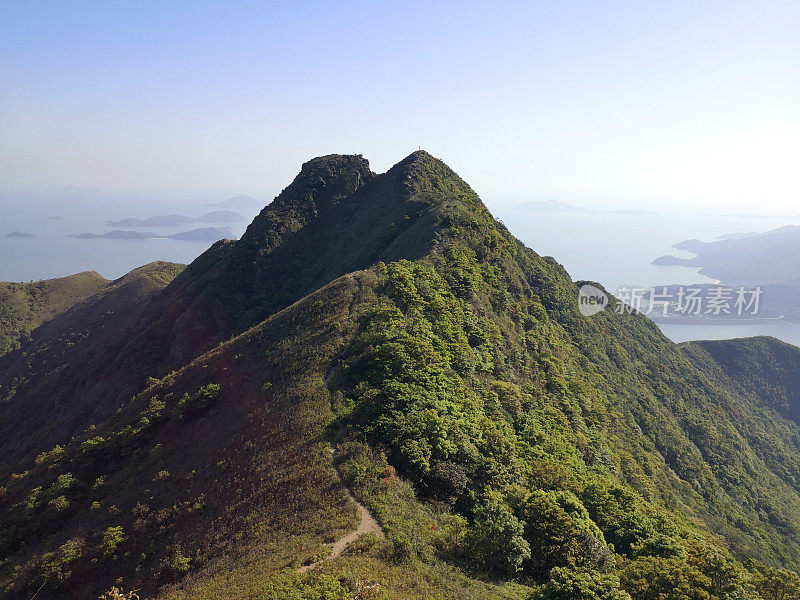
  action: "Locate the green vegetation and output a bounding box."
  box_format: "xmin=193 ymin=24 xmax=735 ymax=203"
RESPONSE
xmin=533 ymin=568 xmax=631 ymax=600
xmin=174 ymin=384 xmax=220 ymax=420
xmin=36 ymin=538 xmax=84 ymax=583
xmin=100 ymin=588 xmax=141 ymax=600
xmin=2 ymin=152 xmax=800 ymax=600
xmin=465 ymin=490 xmax=531 ymax=576
xmin=100 ymin=526 xmax=126 ymax=557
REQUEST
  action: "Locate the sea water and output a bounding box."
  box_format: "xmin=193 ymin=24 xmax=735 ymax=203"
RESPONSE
xmin=0 ymin=196 xmax=256 ymax=281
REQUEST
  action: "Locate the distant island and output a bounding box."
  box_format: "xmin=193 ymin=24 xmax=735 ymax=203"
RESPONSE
xmin=70 ymin=230 xmax=154 ymax=240
xmin=4 ymin=231 xmax=35 ymax=238
xmin=46 ymin=216 xmax=64 ymax=221
xmin=204 ymin=194 xmax=261 ymax=209
xmin=105 ymin=210 xmax=246 ymax=228
xmin=69 ymin=227 xmax=235 ymax=242
xmin=652 ymin=254 xmax=689 ymax=266
xmin=717 ymin=232 xmax=758 ymax=240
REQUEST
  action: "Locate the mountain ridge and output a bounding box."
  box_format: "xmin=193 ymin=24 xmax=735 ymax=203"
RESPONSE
xmin=4 ymin=152 xmax=800 ymax=600
xmin=0 ymin=151 xmax=473 ymax=476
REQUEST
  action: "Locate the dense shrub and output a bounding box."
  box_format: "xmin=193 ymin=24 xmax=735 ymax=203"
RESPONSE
xmin=619 ymin=556 xmax=713 ymax=600
xmin=464 ymin=492 xmax=530 ymax=577
xmin=581 ymin=483 xmax=681 ymax=559
xmin=533 ymin=567 xmax=631 ymax=600
xmin=520 ymin=491 xmax=612 ymax=577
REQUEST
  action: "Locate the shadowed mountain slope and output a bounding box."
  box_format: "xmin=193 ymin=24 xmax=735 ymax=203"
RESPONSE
xmin=0 ymin=152 xmax=469 ymax=476
xmin=0 ymin=262 xmax=185 ymax=475
xmin=153 ymin=151 xmax=453 ymax=361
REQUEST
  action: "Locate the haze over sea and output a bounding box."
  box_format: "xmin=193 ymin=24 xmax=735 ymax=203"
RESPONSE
xmin=0 ymin=194 xmax=258 ymax=282
xmin=3 ymin=193 xmax=800 ymax=347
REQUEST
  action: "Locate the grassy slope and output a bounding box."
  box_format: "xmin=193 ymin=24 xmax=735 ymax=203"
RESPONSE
xmin=0 ymin=271 xmax=108 ymax=356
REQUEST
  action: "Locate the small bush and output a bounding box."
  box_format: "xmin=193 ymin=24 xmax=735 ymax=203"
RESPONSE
xmin=174 ymin=383 xmax=221 ymax=419
xmin=164 ymin=546 xmax=191 ymax=574
xmin=99 ymin=526 xmax=125 ymax=557
xmin=51 ymin=472 xmax=77 ymax=494
xmin=99 ymin=587 xmax=140 ymax=600
xmin=48 ymin=495 xmax=70 ymax=512
xmin=390 ymin=536 xmax=414 ymax=563
xmin=36 ymin=538 xmax=84 ymax=583
xmin=35 ymin=444 xmax=64 ymax=465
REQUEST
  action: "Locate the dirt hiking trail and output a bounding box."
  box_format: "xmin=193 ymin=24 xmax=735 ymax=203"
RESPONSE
xmin=299 ymin=446 xmax=383 ymax=572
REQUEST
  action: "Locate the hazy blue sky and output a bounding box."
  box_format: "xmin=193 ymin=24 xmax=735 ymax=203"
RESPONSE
xmin=2 ymin=1 xmax=798 ymax=211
